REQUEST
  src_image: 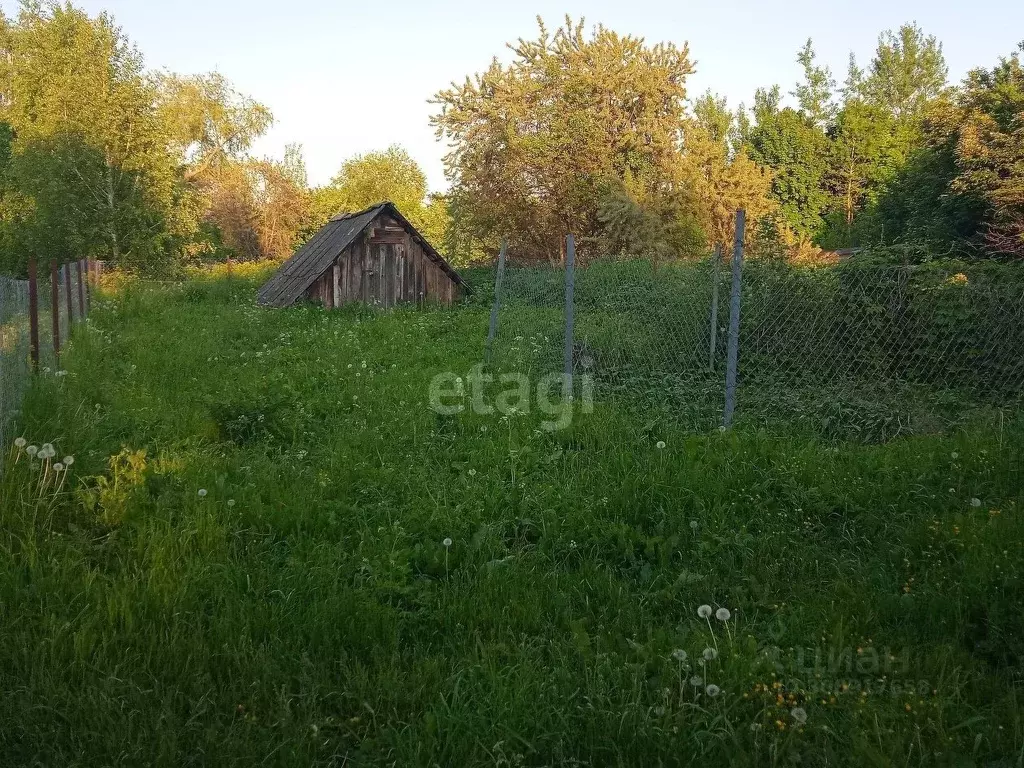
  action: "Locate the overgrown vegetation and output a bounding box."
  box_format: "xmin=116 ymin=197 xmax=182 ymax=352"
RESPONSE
xmin=2 ymin=274 xmax=1022 ymax=765
xmin=2 ymin=5 xmax=1020 ymax=277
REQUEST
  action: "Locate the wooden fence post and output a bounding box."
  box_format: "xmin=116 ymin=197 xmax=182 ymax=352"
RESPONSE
xmin=28 ymin=257 xmax=39 ymax=372
xmin=50 ymin=258 xmax=60 ymax=360
xmin=76 ymin=259 xmax=85 ymax=320
xmin=708 ymin=243 xmax=722 ymax=371
xmin=64 ymin=262 xmax=73 ymax=323
xmin=483 ymin=238 xmax=508 ymax=364
xmin=723 ymin=210 xmax=746 ymax=428
xmin=563 ymin=233 xmax=576 ymax=399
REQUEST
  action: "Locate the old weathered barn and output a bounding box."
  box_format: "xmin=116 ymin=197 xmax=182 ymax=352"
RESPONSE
xmin=257 ymin=202 xmax=468 ymax=309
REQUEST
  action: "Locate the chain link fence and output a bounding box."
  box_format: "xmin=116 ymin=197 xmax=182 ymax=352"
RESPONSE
xmin=485 ymin=244 xmax=1024 ymax=440
xmin=0 ymin=276 xmax=31 ymax=459
xmin=0 ymin=260 xmax=95 ymax=469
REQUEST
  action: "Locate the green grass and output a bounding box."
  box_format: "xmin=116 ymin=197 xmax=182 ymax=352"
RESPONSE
xmin=2 ymin=271 xmax=1023 ymax=766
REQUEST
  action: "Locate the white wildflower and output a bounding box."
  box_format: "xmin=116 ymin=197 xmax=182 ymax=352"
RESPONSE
xmin=715 ymin=607 xmax=731 ymax=622
xmin=697 ymin=604 xmax=713 ymax=619
xmin=656 ymin=441 xmax=666 ymax=449
xmin=442 ymin=537 xmax=453 ymax=548
xmin=468 ymin=469 xmax=476 ymax=476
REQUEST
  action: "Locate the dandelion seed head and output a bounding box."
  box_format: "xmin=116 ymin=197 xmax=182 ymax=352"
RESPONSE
xmin=26 ymin=445 xmax=38 ymax=456
xmin=715 ymin=607 xmax=731 ymax=622
xmin=970 ymin=497 xmax=982 ymax=508
xmin=14 ymin=437 xmax=26 ymax=448
xmin=697 ymin=604 xmax=713 ymax=619
xmin=442 ymin=537 xmax=453 ymax=548
xmin=671 ymin=648 xmax=687 ymax=662
xmin=53 ymin=462 xmax=64 ymax=472
xmin=690 ymin=520 xmax=698 ymax=530
xmin=791 ymin=707 xmax=808 ymax=725
xmin=63 ymin=455 xmax=74 ymax=465
xmin=227 ymin=499 xmax=236 ymax=507
xmin=689 ymin=675 xmax=703 ymax=687
xmin=705 ymin=684 xmax=721 ymax=697
xmin=703 ymin=647 xmax=718 ymax=661
xmin=656 ymin=441 xmax=666 ymax=449
xmin=198 ymin=489 xmax=208 ymax=497
xmin=468 ymin=468 xmax=476 ymax=476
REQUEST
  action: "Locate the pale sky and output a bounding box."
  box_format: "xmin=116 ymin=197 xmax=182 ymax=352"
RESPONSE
xmin=5 ymin=0 xmax=1022 ymax=191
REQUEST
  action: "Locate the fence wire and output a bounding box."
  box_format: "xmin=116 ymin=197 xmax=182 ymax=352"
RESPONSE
xmin=489 ymin=263 xmax=566 ymax=378
xmin=0 ymin=276 xmax=31 ymax=459
xmin=488 ymin=254 xmax=1024 ymax=437
xmin=0 ymin=261 xmax=93 ymax=469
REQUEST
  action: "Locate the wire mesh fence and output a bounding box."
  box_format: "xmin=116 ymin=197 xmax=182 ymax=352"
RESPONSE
xmin=485 ymin=242 xmax=1024 ymax=439
xmin=487 ymin=261 xmax=566 ymax=378
xmin=0 ymin=276 xmax=31 ymax=459
xmin=0 ymin=258 xmax=97 ymax=470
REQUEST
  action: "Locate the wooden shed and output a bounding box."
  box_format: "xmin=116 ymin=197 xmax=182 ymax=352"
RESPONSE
xmin=257 ymin=202 xmax=468 ymax=309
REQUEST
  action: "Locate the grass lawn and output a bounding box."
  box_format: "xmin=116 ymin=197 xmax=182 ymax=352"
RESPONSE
xmin=2 ymin=270 xmax=1023 ymax=766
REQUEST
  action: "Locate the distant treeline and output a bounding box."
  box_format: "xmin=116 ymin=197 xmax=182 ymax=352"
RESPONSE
xmin=0 ymin=6 xmax=1021 ymax=275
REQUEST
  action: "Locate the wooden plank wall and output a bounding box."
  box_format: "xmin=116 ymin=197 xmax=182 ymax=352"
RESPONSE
xmin=304 ymin=215 xmax=459 ymax=309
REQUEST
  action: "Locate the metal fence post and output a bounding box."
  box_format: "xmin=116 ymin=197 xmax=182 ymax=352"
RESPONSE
xmin=28 ymin=257 xmax=39 ymax=372
xmin=723 ymin=210 xmax=746 ymax=428
xmin=483 ymin=239 xmax=508 ymax=364
xmin=563 ymin=234 xmax=576 ymax=399
xmin=50 ymin=259 xmax=60 ymax=360
xmin=708 ymin=243 xmax=722 ymax=371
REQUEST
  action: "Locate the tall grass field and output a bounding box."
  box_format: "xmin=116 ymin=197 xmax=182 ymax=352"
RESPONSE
xmin=2 ymin=269 xmax=1023 ymax=766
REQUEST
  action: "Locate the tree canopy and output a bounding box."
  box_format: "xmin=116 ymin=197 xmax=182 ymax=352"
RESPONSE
xmin=0 ymin=5 xmax=1019 ymax=275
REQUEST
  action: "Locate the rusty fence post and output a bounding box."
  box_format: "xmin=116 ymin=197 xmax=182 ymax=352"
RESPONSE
xmin=28 ymin=257 xmax=39 ymax=372
xmin=50 ymin=258 xmax=60 ymax=361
